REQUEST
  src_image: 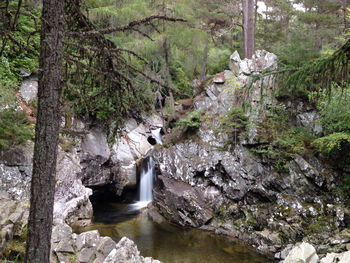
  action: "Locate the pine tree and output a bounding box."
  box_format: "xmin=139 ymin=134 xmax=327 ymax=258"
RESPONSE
xmin=25 ymin=0 xmax=64 ymax=260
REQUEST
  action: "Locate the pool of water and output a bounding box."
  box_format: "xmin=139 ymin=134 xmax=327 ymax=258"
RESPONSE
xmin=74 ymin=202 xmax=272 ymax=263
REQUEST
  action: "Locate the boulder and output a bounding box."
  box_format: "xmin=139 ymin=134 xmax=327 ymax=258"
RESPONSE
xmin=103 ymin=237 xmax=161 ymax=263
xmin=320 ymin=251 xmax=350 ymax=263
xmin=283 ymin=242 xmax=319 ymax=263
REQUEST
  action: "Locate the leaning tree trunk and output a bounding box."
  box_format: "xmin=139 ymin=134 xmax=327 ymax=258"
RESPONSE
xmin=25 ymin=0 xmax=64 ymax=262
xmin=242 ymin=0 xmax=255 ymax=59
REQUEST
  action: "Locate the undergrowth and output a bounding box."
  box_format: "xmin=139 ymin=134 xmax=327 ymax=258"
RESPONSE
xmin=0 ymin=108 xmax=34 ymax=150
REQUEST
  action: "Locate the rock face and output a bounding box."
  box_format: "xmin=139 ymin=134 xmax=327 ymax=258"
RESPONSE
xmin=0 ymin=142 xmax=33 ymax=200
xmin=78 ymin=114 xmax=163 ymax=195
xmin=51 ymin=223 xmax=161 ymax=263
xmin=152 ymin=50 xmax=349 ymax=255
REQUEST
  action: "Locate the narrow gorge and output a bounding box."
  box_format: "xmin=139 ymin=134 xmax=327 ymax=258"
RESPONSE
xmin=1 ymin=48 xmax=349 ymax=263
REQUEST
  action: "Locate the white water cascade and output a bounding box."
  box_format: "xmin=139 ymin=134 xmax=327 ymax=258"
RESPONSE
xmin=132 ymin=128 xmax=161 ymax=210
xmin=133 ymin=156 xmax=156 ymax=209
xmin=151 ymin=128 xmax=163 ymax=145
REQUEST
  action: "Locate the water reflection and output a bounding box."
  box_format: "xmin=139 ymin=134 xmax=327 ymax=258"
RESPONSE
xmin=74 ymin=202 xmax=272 ymax=263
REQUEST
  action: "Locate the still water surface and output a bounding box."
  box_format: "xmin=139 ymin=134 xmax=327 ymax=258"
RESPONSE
xmin=74 ymin=202 xmax=272 ymax=263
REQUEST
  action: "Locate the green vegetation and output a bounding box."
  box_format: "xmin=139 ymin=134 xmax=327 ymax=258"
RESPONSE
xmin=215 ymin=107 xmax=249 ymax=149
xmin=313 ymin=133 xmax=350 ymax=161
xmin=175 ymin=110 xmax=203 ymax=132
xmin=0 ymin=108 xmax=34 ymax=150
xmin=252 ymin=104 xmax=314 ymax=173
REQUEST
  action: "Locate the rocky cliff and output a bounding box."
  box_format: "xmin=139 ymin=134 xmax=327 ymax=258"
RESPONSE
xmin=150 ymin=50 xmax=350 ymax=260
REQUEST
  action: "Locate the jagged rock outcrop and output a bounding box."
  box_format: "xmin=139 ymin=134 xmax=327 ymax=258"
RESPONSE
xmin=151 ymin=50 xmax=349 ymax=255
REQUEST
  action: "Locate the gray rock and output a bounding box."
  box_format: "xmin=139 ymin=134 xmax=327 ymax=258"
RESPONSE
xmin=19 ymin=77 xmax=38 ymax=103
xmin=52 ymin=224 xmax=73 ymax=243
xmin=76 ymin=230 xmax=100 ymax=251
xmin=97 ymin=236 xmax=116 ymax=258
xmin=229 ymin=51 xmax=241 ymax=76
xmin=283 ymin=242 xmax=319 ymax=263
xmin=103 ymin=237 xmax=161 ymax=263
xmin=55 ymin=239 xmax=74 ymax=253
xmin=81 ymin=128 xmax=110 ymax=160
xmin=54 ymin=147 xmax=93 ymax=226
xmin=294 ymin=155 xmax=325 ymax=187
xmin=297 ymin=111 xmax=323 ymax=134
xmin=320 ymin=251 xmax=350 ymax=263
xmin=78 ymin=247 xmax=96 ymax=263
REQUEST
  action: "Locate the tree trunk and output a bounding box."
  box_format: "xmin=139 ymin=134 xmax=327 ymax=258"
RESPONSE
xmin=343 ymin=0 xmax=348 ymax=33
xmin=200 ymin=32 xmax=209 ymax=82
xmin=25 ymin=0 xmax=64 ymax=261
xmin=242 ymin=0 xmax=255 ymax=59
xmin=163 ymin=37 xmax=175 ymax=121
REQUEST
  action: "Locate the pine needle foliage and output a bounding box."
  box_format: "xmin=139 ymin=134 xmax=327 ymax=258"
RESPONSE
xmin=280 ymin=39 xmax=350 ymax=98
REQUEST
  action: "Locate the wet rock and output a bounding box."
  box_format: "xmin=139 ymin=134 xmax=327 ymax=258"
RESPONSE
xmin=283 ymin=242 xmax=319 ymax=263
xmin=111 ymin=115 xmax=164 ymax=188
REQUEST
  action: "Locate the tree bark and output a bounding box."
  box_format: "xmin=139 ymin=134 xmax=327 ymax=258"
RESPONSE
xmin=343 ymin=0 xmax=348 ymax=33
xmin=25 ymin=0 xmax=64 ymax=262
xmin=163 ymin=37 xmax=175 ymax=121
xmin=200 ymin=31 xmax=209 ymax=82
xmin=242 ymin=0 xmax=255 ymax=59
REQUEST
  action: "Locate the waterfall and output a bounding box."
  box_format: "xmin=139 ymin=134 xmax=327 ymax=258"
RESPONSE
xmin=140 ymin=156 xmax=155 ymax=202
xmin=132 ymin=156 xmax=155 ymax=209
xmin=151 ymin=128 xmax=162 ymax=145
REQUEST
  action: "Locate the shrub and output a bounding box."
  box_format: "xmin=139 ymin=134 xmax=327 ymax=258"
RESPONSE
xmin=216 ymin=107 xmax=249 ymax=147
xmin=175 ymin=110 xmax=203 ymax=132
xmin=0 ymin=108 xmax=34 ymax=150
xmin=313 ymin=132 xmax=350 ymax=163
